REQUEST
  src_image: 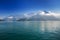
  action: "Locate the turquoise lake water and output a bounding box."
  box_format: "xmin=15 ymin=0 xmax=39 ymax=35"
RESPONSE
xmin=0 ymin=21 xmax=60 ymax=40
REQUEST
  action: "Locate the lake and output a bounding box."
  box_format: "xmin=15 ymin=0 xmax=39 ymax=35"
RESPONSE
xmin=0 ymin=21 xmax=60 ymax=40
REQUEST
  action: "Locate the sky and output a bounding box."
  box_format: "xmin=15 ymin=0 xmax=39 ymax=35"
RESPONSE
xmin=0 ymin=0 xmax=60 ymax=16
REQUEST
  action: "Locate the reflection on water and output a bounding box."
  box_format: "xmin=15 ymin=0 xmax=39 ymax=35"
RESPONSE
xmin=23 ymin=21 xmax=60 ymax=33
xmin=0 ymin=21 xmax=60 ymax=40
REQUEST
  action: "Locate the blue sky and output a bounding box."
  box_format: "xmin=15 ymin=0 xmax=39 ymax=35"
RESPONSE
xmin=0 ymin=0 xmax=60 ymax=16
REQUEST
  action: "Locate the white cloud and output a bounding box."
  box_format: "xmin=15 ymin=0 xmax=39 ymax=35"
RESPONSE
xmin=23 ymin=10 xmax=60 ymax=21
xmin=7 ymin=16 xmax=14 ymax=19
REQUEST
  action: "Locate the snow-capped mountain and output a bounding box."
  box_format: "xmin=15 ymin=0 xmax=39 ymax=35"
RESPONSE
xmin=0 ymin=10 xmax=60 ymax=21
xmin=5 ymin=16 xmax=16 ymax=21
xmin=18 ymin=11 xmax=60 ymax=21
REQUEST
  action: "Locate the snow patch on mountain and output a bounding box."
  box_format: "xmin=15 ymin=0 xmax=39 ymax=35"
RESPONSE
xmin=23 ymin=10 xmax=60 ymax=21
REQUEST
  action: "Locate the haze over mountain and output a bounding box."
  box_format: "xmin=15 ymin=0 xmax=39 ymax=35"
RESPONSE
xmin=0 ymin=10 xmax=60 ymax=21
xmin=19 ymin=10 xmax=60 ymax=21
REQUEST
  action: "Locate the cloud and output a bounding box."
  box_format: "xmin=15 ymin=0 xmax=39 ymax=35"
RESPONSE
xmin=7 ymin=16 xmax=14 ymax=19
xmin=23 ymin=10 xmax=60 ymax=21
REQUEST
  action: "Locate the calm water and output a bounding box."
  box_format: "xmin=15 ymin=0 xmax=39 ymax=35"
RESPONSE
xmin=0 ymin=21 xmax=60 ymax=40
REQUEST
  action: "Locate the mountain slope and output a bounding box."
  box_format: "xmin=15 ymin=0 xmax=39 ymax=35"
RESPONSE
xmin=18 ymin=11 xmax=60 ymax=21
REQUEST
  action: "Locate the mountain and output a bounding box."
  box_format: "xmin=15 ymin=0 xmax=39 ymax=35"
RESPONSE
xmin=17 ymin=11 xmax=60 ymax=21
xmin=0 ymin=17 xmax=5 ymax=21
xmin=5 ymin=16 xmax=16 ymax=21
